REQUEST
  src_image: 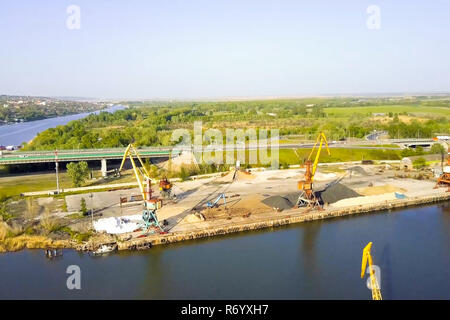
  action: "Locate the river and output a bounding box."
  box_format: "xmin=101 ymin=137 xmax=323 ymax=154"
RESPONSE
xmin=0 ymin=105 xmax=126 ymax=146
xmin=0 ymin=203 xmax=449 ymax=299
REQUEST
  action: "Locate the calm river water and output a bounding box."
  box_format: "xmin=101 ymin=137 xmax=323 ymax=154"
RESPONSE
xmin=0 ymin=105 xmax=126 ymax=146
xmin=0 ymin=203 xmax=449 ymax=299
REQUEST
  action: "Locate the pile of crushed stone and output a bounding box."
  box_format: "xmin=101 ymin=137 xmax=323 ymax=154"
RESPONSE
xmin=261 ymin=183 xmax=360 ymax=209
xmin=262 ymin=192 xmax=300 ymax=210
xmin=316 ymin=183 xmax=361 ymax=204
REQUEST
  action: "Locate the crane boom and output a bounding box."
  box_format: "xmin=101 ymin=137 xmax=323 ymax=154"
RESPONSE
xmin=296 ymin=132 xmax=331 ymax=209
xmin=361 ymin=242 xmax=382 ymax=300
xmin=119 ymin=144 xmax=153 ymax=201
xmin=308 ymin=132 xmax=330 ymax=181
xmin=119 ymin=144 xmax=164 ymax=233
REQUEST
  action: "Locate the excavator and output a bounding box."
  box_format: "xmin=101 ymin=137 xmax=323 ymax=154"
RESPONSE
xmin=159 ymin=177 xmax=176 ymax=200
xmin=296 ymin=132 xmax=331 ymax=208
xmin=119 ymin=144 xmax=164 ymax=233
xmin=361 ymin=242 xmax=382 ymax=300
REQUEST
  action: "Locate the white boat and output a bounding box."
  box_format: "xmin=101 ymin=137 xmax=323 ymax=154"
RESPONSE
xmin=91 ymin=243 xmax=117 ymax=255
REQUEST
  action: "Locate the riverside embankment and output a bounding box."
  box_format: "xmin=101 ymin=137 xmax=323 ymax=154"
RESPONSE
xmin=117 ymin=191 xmax=450 ymax=251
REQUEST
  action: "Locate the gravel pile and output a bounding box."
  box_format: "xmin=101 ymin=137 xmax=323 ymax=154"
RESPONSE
xmin=262 ymin=183 xmax=360 ymax=209
xmin=317 ymin=183 xmax=361 ymax=204
xmin=262 ymin=192 xmax=300 ymax=210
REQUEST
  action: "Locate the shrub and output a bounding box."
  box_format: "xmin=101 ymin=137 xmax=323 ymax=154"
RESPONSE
xmin=281 ymin=161 xmax=290 ymax=169
xmin=0 ymin=222 xmax=23 ymax=240
xmin=80 ymin=198 xmax=88 ymax=216
xmin=40 ymin=212 xmax=61 ymax=234
xmin=0 ymin=203 xmax=13 ymax=221
xmin=66 ymin=161 xmax=90 ymax=187
xmin=179 ymin=165 xmax=190 ymax=181
xmin=413 ymin=157 xmax=427 ymax=169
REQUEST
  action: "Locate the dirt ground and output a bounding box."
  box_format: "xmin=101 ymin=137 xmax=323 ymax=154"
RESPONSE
xmin=356 ymin=184 xmax=407 ymax=196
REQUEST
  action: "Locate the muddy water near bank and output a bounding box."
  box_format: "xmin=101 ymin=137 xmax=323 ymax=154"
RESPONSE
xmin=0 ymin=203 xmax=449 ymax=299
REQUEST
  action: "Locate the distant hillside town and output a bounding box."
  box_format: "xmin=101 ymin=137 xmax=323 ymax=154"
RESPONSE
xmin=0 ymin=95 xmax=107 ymax=124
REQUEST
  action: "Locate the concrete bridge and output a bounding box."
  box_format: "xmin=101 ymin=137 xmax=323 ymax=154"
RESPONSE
xmin=387 ymin=138 xmax=441 ymax=149
xmin=0 ymin=147 xmax=175 ymax=165
xmin=0 ymin=147 xmax=177 ymax=176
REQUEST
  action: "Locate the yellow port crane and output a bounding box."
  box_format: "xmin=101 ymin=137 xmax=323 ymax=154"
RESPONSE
xmin=361 ymin=242 xmax=382 ymax=300
xmin=119 ymin=144 xmax=163 ymax=232
xmin=307 ymin=132 xmax=331 ymax=183
xmin=119 ymin=144 xmax=152 ymax=197
xmin=296 ymin=132 xmax=331 ymax=208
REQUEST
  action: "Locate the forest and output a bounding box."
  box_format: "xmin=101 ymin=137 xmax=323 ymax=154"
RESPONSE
xmin=23 ymin=97 xmax=450 ymax=151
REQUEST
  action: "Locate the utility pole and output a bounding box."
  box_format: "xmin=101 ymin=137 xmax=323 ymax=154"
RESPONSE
xmin=55 ymin=150 xmax=60 ymax=194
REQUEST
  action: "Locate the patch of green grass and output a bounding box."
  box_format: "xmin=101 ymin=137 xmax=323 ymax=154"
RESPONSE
xmin=74 ymin=232 xmax=92 ymax=243
xmin=59 ymin=226 xmax=92 ymax=243
xmin=61 ymin=199 xmax=68 ymax=212
xmin=24 ymin=226 xmax=36 ymax=235
xmin=324 ymin=105 xmax=450 ymax=117
xmin=0 ymin=202 xmax=14 ymax=221
xmin=0 ymin=172 xmax=74 ymax=198
xmin=200 ymin=147 xmax=402 ymax=167
xmin=66 ymin=212 xmax=84 ymax=219
xmin=0 ymin=168 xmax=139 ymax=199
xmin=277 ymin=148 xmax=401 ymax=165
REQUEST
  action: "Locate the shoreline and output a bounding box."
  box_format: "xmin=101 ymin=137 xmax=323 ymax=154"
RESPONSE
xmin=0 ymin=105 xmax=125 ymax=147
xmin=2 ymin=191 xmax=448 ymax=253
xmin=116 ymin=192 xmax=449 ymax=251
xmin=0 ymin=108 xmax=105 ymax=127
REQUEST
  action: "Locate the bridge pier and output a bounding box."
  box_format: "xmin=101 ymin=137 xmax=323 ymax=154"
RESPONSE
xmin=101 ymin=159 xmax=108 ymax=177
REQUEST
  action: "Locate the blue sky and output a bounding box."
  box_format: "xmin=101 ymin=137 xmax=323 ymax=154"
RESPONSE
xmin=1 ymin=0 xmax=449 ymax=99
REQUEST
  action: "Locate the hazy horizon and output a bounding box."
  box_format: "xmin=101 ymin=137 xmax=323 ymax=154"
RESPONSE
xmin=1 ymin=1 xmax=450 ymax=99
xmin=3 ymin=91 xmax=450 ymax=102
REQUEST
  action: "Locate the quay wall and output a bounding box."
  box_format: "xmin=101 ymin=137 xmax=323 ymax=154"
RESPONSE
xmin=118 ymin=192 xmax=450 ymax=251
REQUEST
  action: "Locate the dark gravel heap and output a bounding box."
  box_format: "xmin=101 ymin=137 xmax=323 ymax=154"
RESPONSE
xmin=316 ymin=183 xmax=361 ymax=204
xmin=262 ymin=183 xmax=360 ymax=209
xmin=262 ymin=192 xmax=300 ymax=210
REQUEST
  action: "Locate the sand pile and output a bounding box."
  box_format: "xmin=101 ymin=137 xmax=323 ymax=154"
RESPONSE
xmin=357 ymin=184 xmax=407 ymax=196
xmin=317 ymin=183 xmax=361 ymax=204
xmin=200 ymin=194 xmax=271 ymax=219
xmin=157 ymin=151 xmax=199 ymax=171
xmin=179 ymin=213 xmax=205 ymax=224
xmin=235 ymin=170 xmax=255 ymax=181
xmin=214 ymin=170 xmax=236 ymax=183
xmin=202 ymin=207 xmax=249 ymax=219
xmin=214 ymin=170 xmax=255 ymax=184
xmin=330 ymin=193 xmax=398 ymax=208
xmin=235 ymin=194 xmax=271 ymax=212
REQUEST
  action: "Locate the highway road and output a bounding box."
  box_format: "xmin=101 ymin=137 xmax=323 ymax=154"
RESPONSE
xmin=2 ymin=135 xmax=440 ymax=166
